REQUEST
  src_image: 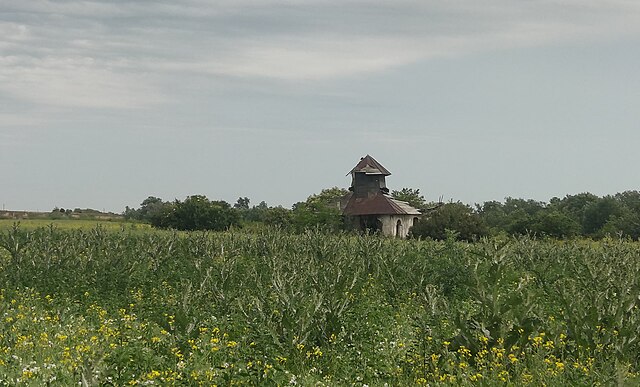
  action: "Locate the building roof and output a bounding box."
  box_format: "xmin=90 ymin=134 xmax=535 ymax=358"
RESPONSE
xmin=343 ymin=192 xmax=421 ymax=216
xmin=347 ymin=155 xmax=391 ymax=176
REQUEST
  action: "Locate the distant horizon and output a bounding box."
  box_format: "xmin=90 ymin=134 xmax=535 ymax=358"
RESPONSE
xmin=4 ymin=186 xmax=640 ymax=215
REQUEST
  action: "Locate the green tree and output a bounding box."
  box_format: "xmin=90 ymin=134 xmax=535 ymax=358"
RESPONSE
xmin=477 ymin=201 xmax=507 ymax=233
xmin=126 ymin=196 xmax=168 ymax=222
xmin=305 ymin=187 xmax=349 ymax=208
xmin=291 ymin=187 xmax=349 ymax=232
xmin=530 ymin=210 xmax=580 ymax=238
xmin=148 ymin=201 xmax=177 ymax=229
xmin=601 ymin=211 xmax=640 ymax=239
xmin=490 ymin=197 xmax=546 ymax=235
xmin=244 ymin=201 xmax=269 ymax=223
xmin=149 ymin=195 xmax=240 ymax=231
xmin=505 ymin=209 xmax=536 ymax=236
xmin=410 ymin=202 xmax=488 ymax=241
xmin=554 ymin=192 xmax=599 ymax=225
xmin=582 ymin=196 xmax=623 ymax=236
xmin=602 ymin=191 xmax=640 ymax=239
xmin=615 ymin=191 xmax=640 ymax=214
xmin=391 ymin=188 xmax=426 ymax=210
xmin=263 ymin=206 xmax=293 ymax=228
xmin=234 ymin=197 xmax=250 ymax=210
xmin=502 ymin=197 xmax=545 ymax=216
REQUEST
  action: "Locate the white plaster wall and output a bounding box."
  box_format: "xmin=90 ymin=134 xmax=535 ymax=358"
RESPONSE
xmin=379 ymin=215 xmax=420 ymax=238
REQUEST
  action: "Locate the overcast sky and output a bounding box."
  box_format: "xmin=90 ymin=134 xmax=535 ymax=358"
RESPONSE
xmin=1 ymin=0 xmax=640 ymax=212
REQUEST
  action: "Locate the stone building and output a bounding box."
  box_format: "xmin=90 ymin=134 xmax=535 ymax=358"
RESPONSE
xmin=342 ymin=155 xmax=421 ymax=238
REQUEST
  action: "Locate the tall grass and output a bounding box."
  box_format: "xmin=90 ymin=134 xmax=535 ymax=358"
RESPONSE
xmin=0 ymin=226 xmax=639 ymax=385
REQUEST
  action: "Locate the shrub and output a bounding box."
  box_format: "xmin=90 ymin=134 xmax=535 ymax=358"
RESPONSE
xmin=150 ymin=195 xmax=240 ymax=231
xmin=410 ymin=202 xmax=488 ymax=241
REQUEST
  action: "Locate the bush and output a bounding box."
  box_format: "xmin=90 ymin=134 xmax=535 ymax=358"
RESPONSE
xmin=410 ymin=202 xmax=488 ymax=241
xmin=150 ymin=195 xmax=240 ymax=231
xmin=530 ymin=210 xmax=580 ymax=238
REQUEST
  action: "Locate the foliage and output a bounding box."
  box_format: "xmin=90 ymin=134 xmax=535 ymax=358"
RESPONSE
xmin=410 ymin=202 xmax=488 ymax=241
xmin=305 ymin=187 xmax=350 ymax=208
xmin=551 ymin=192 xmax=599 ymax=223
xmin=290 ymin=187 xmax=349 ymax=232
xmin=391 ymin=188 xmax=427 ymax=210
xmin=477 ymin=191 xmax=640 ymax=240
xmin=171 ymin=196 xmax=239 ymax=231
xmin=581 ymin=196 xmax=623 ymax=236
xmin=475 ymin=200 xmax=506 ymax=231
xmin=124 ymin=196 xmax=168 ymax=223
xmin=1 ymin=226 xmax=640 ymax=385
xmin=263 ymin=206 xmax=292 ymax=228
xmin=477 ymin=198 xmax=545 ymax=236
xmin=233 ymin=197 xmax=250 ymax=210
xmin=126 ymin=195 xmax=240 ymax=231
xmin=529 ymin=210 xmax=580 ymax=238
xmin=154 ymin=196 xmax=240 ymax=231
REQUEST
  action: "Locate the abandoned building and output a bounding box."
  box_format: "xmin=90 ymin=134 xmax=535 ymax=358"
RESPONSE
xmin=342 ymin=155 xmax=421 ymax=238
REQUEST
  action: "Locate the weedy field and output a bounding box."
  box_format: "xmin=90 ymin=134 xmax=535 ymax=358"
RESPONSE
xmin=1 ymin=225 xmax=640 ymax=386
xmin=0 ymin=219 xmax=149 ymax=232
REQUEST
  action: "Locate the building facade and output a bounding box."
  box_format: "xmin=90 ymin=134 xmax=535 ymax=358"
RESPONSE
xmin=342 ymin=155 xmax=421 ymax=238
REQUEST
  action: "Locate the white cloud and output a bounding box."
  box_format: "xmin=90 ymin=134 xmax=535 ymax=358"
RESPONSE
xmin=1 ymin=0 xmax=639 ymax=105
xmin=0 ymin=21 xmax=30 ymax=40
xmin=153 ymin=36 xmax=426 ymax=81
xmin=0 ymin=56 xmax=165 ymax=108
xmin=145 ymin=1 xmax=640 ymax=80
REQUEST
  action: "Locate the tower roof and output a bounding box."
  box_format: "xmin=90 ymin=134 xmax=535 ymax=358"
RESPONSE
xmin=347 ymin=155 xmax=391 ymax=176
xmin=342 ymin=192 xmax=421 ymax=216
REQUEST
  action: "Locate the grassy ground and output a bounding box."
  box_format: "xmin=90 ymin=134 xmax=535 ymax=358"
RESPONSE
xmin=0 ymin=218 xmax=150 ymax=231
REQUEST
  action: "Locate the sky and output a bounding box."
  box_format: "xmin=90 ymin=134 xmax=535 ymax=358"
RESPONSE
xmin=1 ymin=0 xmax=640 ymax=212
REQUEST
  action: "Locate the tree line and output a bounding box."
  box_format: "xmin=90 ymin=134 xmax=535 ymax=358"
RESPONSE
xmin=124 ymin=189 xmax=640 ymax=241
xmin=412 ymin=191 xmax=640 ymax=241
xmin=123 ymin=187 xmax=348 ymax=233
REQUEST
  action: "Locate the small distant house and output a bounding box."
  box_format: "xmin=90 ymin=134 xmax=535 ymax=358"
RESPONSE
xmin=342 ymin=155 xmax=421 ymax=238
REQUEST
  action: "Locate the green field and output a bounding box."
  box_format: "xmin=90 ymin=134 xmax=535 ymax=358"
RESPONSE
xmin=1 ymin=225 xmax=639 ymax=385
xmin=0 ymin=219 xmax=150 ymax=231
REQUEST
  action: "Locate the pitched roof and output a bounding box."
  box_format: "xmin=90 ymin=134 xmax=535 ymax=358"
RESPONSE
xmin=347 ymin=155 xmax=391 ymax=176
xmin=343 ymin=192 xmax=421 ymax=216
xmin=389 ymin=198 xmax=423 ymax=215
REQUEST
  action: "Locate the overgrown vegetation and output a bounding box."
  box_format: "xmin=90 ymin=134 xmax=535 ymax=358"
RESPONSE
xmin=125 ymin=188 xmax=348 ymax=233
xmin=123 ymin=195 xmax=240 ymax=231
xmin=476 ymin=192 xmax=640 ymax=239
xmin=410 ymin=202 xmax=488 ymax=241
xmin=122 ymin=189 xmax=640 ymax=240
xmin=1 ymin=225 xmax=639 ymax=385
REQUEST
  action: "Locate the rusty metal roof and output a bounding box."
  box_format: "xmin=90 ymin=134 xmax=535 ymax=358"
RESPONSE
xmin=343 ymin=192 xmax=421 ymax=216
xmin=347 ymin=155 xmax=391 ymax=176
xmin=389 ymin=198 xmax=422 ymax=215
